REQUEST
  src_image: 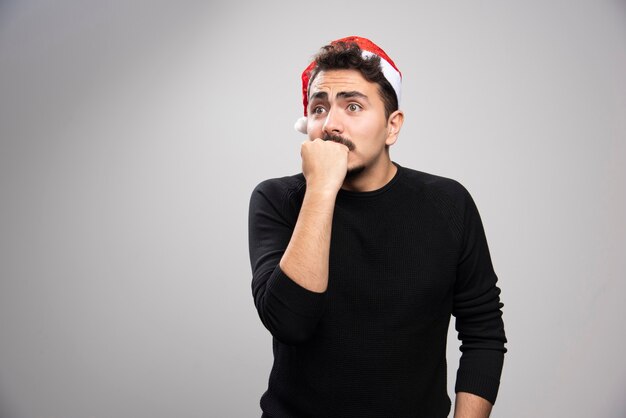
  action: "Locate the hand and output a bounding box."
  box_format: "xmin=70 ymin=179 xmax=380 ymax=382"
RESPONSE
xmin=301 ymin=138 xmax=349 ymax=193
xmin=453 ymin=392 xmax=493 ymax=418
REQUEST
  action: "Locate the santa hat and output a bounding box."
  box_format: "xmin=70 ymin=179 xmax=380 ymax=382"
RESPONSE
xmin=294 ymin=36 xmax=402 ymax=134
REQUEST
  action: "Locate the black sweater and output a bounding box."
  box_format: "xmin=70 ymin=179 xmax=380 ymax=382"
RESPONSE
xmin=248 ymin=163 xmax=506 ymax=418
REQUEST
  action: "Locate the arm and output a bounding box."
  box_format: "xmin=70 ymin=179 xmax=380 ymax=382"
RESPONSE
xmin=452 ymin=186 xmax=507 ymax=407
xmin=248 ymin=138 xmax=348 ymax=344
xmin=279 ymin=138 xmax=348 ymax=292
xmin=454 ymin=392 xmax=493 ymax=418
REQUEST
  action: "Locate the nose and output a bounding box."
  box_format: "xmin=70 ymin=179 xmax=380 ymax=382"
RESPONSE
xmin=322 ymin=109 xmax=343 ymax=136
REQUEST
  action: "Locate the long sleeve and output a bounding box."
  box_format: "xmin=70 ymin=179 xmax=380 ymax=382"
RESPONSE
xmin=452 ymin=187 xmax=507 ymax=404
xmin=248 ymin=178 xmax=327 ymax=345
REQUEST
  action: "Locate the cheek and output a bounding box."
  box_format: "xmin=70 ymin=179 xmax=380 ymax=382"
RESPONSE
xmin=307 ymin=118 xmax=324 ymax=138
xmin=353 ymin=118 xmax=386 ymax=141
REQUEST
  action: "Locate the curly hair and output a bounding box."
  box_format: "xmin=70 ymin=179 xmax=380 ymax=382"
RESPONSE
xmin=308 ymin=42 xmax=399 ymax=119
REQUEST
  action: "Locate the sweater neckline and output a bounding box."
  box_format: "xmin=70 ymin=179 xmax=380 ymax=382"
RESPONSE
xmin=337 ymin=162 xmax=403 ymax=199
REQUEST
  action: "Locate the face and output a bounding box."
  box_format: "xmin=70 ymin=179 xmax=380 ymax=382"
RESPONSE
xmin=306 ymin=69 xmax=402 ymax=177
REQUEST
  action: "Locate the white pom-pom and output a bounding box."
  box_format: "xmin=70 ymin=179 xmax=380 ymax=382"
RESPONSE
xmin=294 ymin=116 xmax=308 ymax=134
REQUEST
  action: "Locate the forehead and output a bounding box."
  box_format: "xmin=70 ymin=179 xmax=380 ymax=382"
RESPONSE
xmin=308 ymin=69 xmax=376 ymax=97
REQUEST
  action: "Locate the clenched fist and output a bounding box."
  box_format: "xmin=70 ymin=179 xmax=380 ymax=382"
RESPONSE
xmin=301 ymin=138 xmax=349 ymax=194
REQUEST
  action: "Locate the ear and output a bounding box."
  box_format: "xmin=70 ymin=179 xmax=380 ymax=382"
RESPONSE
xmin=385 ymin=110 xmax=404 ymax=146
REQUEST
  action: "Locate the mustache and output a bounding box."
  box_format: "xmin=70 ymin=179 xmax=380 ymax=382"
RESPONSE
xmin=322 ymin=134 xmax=356 ymax=151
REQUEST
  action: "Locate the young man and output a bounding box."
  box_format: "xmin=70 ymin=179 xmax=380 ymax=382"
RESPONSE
xmin=248 ymin=36 xmax=507 ymax=418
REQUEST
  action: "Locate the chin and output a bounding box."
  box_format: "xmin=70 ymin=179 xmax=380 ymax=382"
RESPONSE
xmin=345 ymin=164 xmax=366 ymax=179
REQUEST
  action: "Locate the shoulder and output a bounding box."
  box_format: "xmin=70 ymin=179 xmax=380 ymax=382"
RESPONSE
xmin=397 ymin=165 xmax=478 ymax=243
xmin=398 ymin=165 xmax=472 ymax=206
xmin=250 ymin=173 xmax=306 ymax=208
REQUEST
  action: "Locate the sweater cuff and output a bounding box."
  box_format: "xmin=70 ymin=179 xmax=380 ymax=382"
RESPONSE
xmin=266 ymin=265 xmax=327 ymax=318
xmin=455 ymin=368 xmax=501 ymax=405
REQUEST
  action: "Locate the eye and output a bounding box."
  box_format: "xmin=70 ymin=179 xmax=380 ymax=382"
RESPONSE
xmin=347 ymin=103 xmax=362 ymax=112
xmin=312 ymin=105 xmax=327 ymax=115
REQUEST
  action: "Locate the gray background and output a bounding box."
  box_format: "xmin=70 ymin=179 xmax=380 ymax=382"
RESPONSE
xmin=1 ymin=0 xmax=625 ymax=417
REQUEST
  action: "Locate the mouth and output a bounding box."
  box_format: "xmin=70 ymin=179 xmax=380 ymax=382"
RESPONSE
xmin=322 ymin=134 xmax=356 ymax=151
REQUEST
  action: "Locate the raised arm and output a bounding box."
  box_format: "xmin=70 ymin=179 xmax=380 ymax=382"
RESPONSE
xmin=248 ymin=138 xmax=348 ymax=344
xmin=279 ymin=138 xmax=348 ymax=292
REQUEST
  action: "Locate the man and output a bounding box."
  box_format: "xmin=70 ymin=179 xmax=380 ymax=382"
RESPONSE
xmin=248 ymin=36 xmax=506 ymax=418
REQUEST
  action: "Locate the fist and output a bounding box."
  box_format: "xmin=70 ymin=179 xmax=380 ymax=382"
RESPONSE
xmin=301 ymin=138 xmax=349 ymax=193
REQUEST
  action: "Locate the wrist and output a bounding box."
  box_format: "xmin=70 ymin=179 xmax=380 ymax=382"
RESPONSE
xmin=305 ymin=180 xmax=342 ymax=197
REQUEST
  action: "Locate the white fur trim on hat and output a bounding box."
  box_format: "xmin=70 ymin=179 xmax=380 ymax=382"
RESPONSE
xmin=361 ymin=50 xmax=402 ymax=105
xmin=294 ymin=116 xmax=308 ymax=134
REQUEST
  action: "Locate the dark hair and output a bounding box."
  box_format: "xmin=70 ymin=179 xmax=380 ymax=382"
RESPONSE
xmin=308 ymin=42 xmax=398 ymax=119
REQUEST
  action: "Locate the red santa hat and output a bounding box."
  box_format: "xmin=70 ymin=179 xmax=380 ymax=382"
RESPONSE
xmin=294 ymin=36 xmax=402 ymax=134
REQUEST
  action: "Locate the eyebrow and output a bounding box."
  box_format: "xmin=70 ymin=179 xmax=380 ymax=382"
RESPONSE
xmin=309 ymin=90 xmax=370 ymax=102
xmin=337 ymin=91 xmax=369 ymax=101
